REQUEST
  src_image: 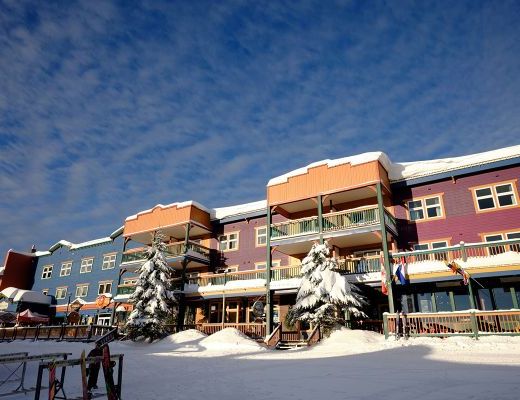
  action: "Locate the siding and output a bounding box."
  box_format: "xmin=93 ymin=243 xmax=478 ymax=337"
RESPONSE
xmin=392 ymin=166 xmax=520 ymax=248
xmin=31 ymin=236 xmax=124 ymax=311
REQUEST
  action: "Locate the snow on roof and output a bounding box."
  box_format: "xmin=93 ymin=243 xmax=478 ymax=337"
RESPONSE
xmin=267 ymin=145 xmax=520 ymax=186
xmin=210 ymin=200 xmax=267 ymax=220
xmin=389 ymin=144 xmax=520 ymax=182
xmin=268 ymin=152 xmax=392 ymax=186
xmin=125 ymin=200 xmax=211 ymax=222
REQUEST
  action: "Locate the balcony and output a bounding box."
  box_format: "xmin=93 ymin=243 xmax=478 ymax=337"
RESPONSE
xmin=115 ymin=284 xmax=136 ymax=297
xmin=391 ymin=238 xmax=520 ymax=278
xmin=270 ymin=206 xmax=396 ymax=242
xmin=336 ymin=256 xmax=380 ymax=274
xmin=121 ymin=241 xmax=211 ymax=266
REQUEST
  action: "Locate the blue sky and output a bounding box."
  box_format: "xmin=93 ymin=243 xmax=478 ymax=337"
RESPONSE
xmin=1 ymin=0 xmax=520 ymax=256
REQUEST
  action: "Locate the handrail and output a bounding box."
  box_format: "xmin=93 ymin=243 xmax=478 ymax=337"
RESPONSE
xmin=265 ymin=323 xmax=282 ymax=348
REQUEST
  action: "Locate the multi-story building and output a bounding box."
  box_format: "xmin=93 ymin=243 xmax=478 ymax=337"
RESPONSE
xmin=28 ymin=227 xmax=124 ymax=324
xmin=3 ymin=145 xmax=520 ymax=335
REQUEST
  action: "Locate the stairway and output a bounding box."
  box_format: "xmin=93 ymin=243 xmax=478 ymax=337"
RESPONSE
xmin=275 ymin=340 xmax=308 ymax=350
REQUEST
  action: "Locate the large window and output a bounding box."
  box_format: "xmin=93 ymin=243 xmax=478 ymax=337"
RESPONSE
xmin=98 ymin=282 xmax=112 ymax=295
xmin=102 ymin=253 xmax=117 ymax=270
xmin=407 ymin=195 xmax=444 ymax=221
xmin=255 ymin=227 xmax=267 ymax=247
xmin=55 ymin=287 xmax=67 ymax=300
xmin=80 ymin=258 xmax=94 ymax=274
xmin=75 ymin=284 xmax=89 ymax=298
xmin=219 ymin=232 xmax=239 ymax=252
xmin=472 ymin=182 xmax=518 ymax=212
xmin=434 ymin=291 xmax=452 ymax=312
xmin=41 ymin=265 xmax=53 ymax=279
xmin=60 ymin=262 xmax=72 ymax=277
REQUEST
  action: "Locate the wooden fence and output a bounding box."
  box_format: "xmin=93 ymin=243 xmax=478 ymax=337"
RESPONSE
xmin=384 ymin=310 xmax=520 ymax=339
xmin=0 ymin=324 xmax=114 ymax=342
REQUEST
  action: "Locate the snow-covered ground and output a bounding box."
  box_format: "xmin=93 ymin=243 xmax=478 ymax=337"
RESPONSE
xmin=1 ymin=328 xmax=519 ymax=399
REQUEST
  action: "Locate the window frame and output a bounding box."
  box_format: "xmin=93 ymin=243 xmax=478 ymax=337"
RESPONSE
xmin=55 ymin=287 xmax=67 ymax=300
xmin=254 ymin=260 xmax=281 ymax=270
xmin=255 ymin=226 xmax=268 ymax=247
xmin=75 ymin=284 xmax=89 ymax=298
xmin=411 ymin=239 xmax=450 ymax=261
xmin=60 ymin=261 xmax=72 ymax=277
xmin=101 ymin=253 xmax=117 ymax=270
xmin=218 ymin=231 xmax=240 ymax=252
xmin=41 ymin=265 xmax=53 ymax=280
xmin=405 ymin=194 xmax=445 ymax=222
xmin=98 ymin=281 xmax=113 ymax=295
xmin=80 ymin=258 xmax=94 ymax=274
xmin=482 ymin=229 xmax=520 ymax=255
xmin=470 ymin=180 xmax=519 ymax=213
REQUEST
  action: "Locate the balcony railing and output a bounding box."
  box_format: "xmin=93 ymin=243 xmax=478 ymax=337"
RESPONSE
xmin=391 ymin=238 xmax=520 ymax=264
xmin=271 ymin=206 xmax=393 ymax=240
xmin=116 ymin=285 xmax=136 ymax=296
xmin=336 ymin=256 xmax=380 ymax=274
xmin=121 ymin=241 xmax=211 ymax=264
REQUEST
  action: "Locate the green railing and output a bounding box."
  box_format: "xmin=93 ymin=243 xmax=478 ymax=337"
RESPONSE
xmin=322 ymin=206 xmax=380 ymax=232
xmin=116 ymin=285 xmax=136 ymax=296
xmin=336 ymin=257 xmax=380 ymax=274
xmin=391 ymin=238 xmax=520 ymax=264
xmin=271 ymin=206 xmax=393 ymax=240
xmin=121 ymin=241 xmax=211 ymax=264
xmin=271 ymin=216 xmax=319 ymax=239
xmin=271 ymin=265 xmax=301 ymax=280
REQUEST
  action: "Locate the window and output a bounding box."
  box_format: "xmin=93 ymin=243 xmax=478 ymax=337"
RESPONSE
xmin=41 ymin=265 xmax=53 ymax=279
xmin=219 ymin=232 xmax=239 ymax=252
xmin=102 ymin=253 xmax=117 ymax=270
xmin=407 ymin=195 xmax=443 ymax=221
xmin=472 ymin=182 xmax=518 ymax=212
xmin=75 ymin=284 xmax=89 ymax=298
xmin=255 ymin=227 xmax=267 ymax=247
xmin=123 ymin=278 xmax=137 ymax=285
xmin=254 ymin=260 xmax=281 ymax=270
xmin=98 ymin=282 xmax=112 ymax=295
xmin=55 ymin=287 xmax=67 ymax=300
xmin=80 ymin=258 xmax=94 ymax=273
xmin=60 ymin=262 xmax=72 ymax=277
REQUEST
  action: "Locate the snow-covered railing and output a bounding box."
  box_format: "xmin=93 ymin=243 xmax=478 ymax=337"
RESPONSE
xmin=196 ymin=323 xmax=266 ymax=340
xmin=271 ymin=265 xmax=301 ymax=280
xmin=384 ymin=310 xmax=520 ymax=339
xmin=0 ymin=324 xmax=114 ymax=342
xmin=390 ymin=238 xmax=520 ymax=275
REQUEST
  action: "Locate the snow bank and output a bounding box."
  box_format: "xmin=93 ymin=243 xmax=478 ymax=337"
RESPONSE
xmin=314 ymin=327 xmax=384 ymax=354
xmin=200 ymin=328 xmax=266 ymax=352
xmin=162 ymin=329 xmax=207 ymax=344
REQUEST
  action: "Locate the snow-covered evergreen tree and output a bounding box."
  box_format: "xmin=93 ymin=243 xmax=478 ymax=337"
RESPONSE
xmin=287 ymin=241 xmax=365 ymax=331
xmin=125 ymin=231 xmax=177 ymax=341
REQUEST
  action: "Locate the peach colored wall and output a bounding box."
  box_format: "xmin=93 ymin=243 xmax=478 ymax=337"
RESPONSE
xmin=268 ymin=160 xmax=385 ymax=205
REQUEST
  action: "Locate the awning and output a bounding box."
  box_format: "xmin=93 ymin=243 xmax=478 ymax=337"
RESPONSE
xmin=115 ymin=305 xmax=127 ymax=312
xmin=0 ymin=287 xmax=52 ymax=305
xmin=17 ymin=309 xmax=49 ymax=324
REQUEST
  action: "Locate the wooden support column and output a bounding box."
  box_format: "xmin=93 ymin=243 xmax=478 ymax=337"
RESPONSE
xmin=317 ymin=194 xmax=324 ymax=244
xmin=266 ymin=206 xmax=273 ymax=334
xmin=376 ymin=182 xmax=395 ymax=313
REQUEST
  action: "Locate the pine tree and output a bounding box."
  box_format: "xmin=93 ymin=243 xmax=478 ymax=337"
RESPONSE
xmin=125 ymin=231 xmax=177 ymax=341
xmin=287 ymin=241 xmax=365 ymax=332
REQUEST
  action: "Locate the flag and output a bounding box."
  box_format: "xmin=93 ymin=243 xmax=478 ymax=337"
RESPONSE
xmin=380 ymin=253 xmax=388 ymax=295
xmin=394 ymin=256 xmax=410 ymax=285
xmin=445 ymin=260 xmax=470 ymax=285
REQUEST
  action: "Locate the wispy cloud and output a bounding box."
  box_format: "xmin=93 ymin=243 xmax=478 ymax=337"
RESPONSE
xmin=1 ymin=0 xmax=519 ymax=255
